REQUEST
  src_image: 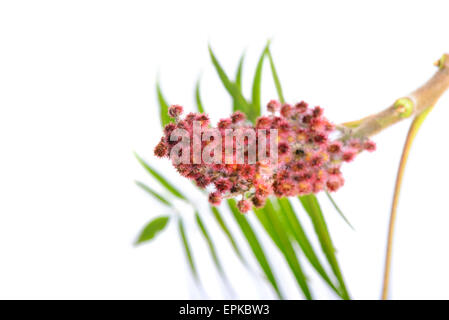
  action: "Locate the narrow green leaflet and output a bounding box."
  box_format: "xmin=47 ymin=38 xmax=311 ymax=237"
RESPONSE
xmin=260 ymin=199 xmax=312 ymax=300
xmin=135 ymin=181 xmax=172 ymax=207
xmin=210 ymin=206 xmax=247 ymax=266
xmin=227 ymin=199 xmax=283 ymax=299
xmin=195 ymin=212 xmax=226 ymax=278
xmin=299 ymin=195 xmax=350 ymax=300
xmin=266 ymin=47 xmax=285 ymax=104
xmin=251 ymin=44 xmax=268 ymax=121
xmin=235 ymin=53 xmax=245 ymax=91
xmin=156 ymin=81 xmax=173 ymax=128
xmin=178 ymin=218 xmax=199 ymax=282
xmin=135 ymin=216 xmax=170 ymax=245
xmin=208 ymin=45 xmax=251 ymax=114
xmin=252 ymin=205 xmax=281 ymax=248
xmin=277 ymin=198 xmax=341 ymax=297
xmin=325 ymin=192 xmax=354 ymax=230
xmin=134 ymin=153 xmax=186 ymax=200
xmin=195 ymin=78 xmax=205 ymax=113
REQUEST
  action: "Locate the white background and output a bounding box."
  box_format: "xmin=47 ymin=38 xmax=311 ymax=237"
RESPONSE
xmin=1 ymin=0 xmax=449 ymax=300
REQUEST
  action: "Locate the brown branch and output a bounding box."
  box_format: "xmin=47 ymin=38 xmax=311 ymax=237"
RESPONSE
xmin=344 ymin=54 xmax=449 ymax=139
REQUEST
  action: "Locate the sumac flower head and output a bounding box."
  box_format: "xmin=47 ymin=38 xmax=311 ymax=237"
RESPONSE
xmin=154 ymin=99 xmax=375 ymax=213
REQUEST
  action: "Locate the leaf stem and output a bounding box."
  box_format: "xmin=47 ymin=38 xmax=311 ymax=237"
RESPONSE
xmin=381 ymin=106 xmax=434 ymax=300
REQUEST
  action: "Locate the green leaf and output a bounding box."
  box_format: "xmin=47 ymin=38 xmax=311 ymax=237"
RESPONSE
xmin=156 ymin=81 xmax=173 ymax=128
xmin=277 ymin=198 xmax=342 ymax=297
xmin=195 ymin=212 xmax=225 ymax=278
xmin=135 ymin=216 xmax=170 ymax=245
xmin=178 ymin=218 xmax=199 ymax=282
xmin=208 ymin=45 xmax=251 ymax=115
xmin=266 ymin=46 xmax=285 ymax=104
xmin=135 ymin=181 xmax=172 ymax=207
xmin=227 ymin=199 xmax=283 ymax=299
xmin=299 ymin=195 xmax=350 ymax=300
xmin=210 ymin=206 xmax=247 ymax=267
xmin=325 ymin=192 xmax=354 ymax=230
xmin=253 ymin=204 xmax=281 ymax=248
xmin=134 ymin=153 xmax=186 ymax=200
xmin=251 ymin=44 xmax=268 ymax=120
xmin=235 ymin=53 xmax=245 ymax=91
xmin=195 ymin=78 xmax=205 ymax=113
xmin=257 ymin=199 xmax=312 ymax=300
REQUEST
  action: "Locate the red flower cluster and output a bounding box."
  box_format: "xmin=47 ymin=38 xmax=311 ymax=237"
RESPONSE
xmin=154 ymin=101 xmax=375 ymax=213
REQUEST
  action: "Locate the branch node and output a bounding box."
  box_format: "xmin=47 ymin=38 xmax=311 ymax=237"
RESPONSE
xmin=394 ymin=97 xmax=414 ymax=118
xmin=435 ymin=54 xmax=449 ymax=70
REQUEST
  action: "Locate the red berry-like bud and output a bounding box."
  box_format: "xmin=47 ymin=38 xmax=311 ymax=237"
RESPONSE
xmin=239 ymin=165 xmax=255 ymax=178
xmin=208 ymin=191 xmax=222 ymax=206
xmin=195 ymin=175 xmax=211 ymax=189
xmin=302 ymin=115 xmax=312 ymax=124
xmin=256 ymin=116 xmax=272 ymax=129
xmin=327 ymin=166 xmax=341 ymax=176
xmin=326 ymin=176 xmax=344 ymax=192
xmin=295 ymin=101 xmax=308 ymax=113
xmin=185 ymin=112 xmax=196 ymax=123
xmin=309 ymin=154 xmax=324 ymax=167
xmin=326 ymin=180 xmax=339 ymax=192
xmin=327 ymin=141 xmax=342 ymax=154
xmin=251 ymin=195 xmax=266 ymax=208
xmin=278 ymin=142 xmax=290 ymax=155
xmin=154 ymin=139 xmax=168 ymax=157
xmin=165 ymin=122 xmax=177 ymax=134
xmin=267 ymin=100 xmax=281 ymax=113
xmin=214 ymin=178 xmax=231 ymax=193
xmin=291 ymin=161 xmax=305 ymax=172
xmin=237 ymin=199 xmax=252 ymax=213
xmin=364 ymin=140 xmax=376 ymax=152
xmin=255 ymin=182 xmax=271 ymax=197
xmin=348 ymin=139 xmax=362 ymax=150
xmin=231 ymin=111 xmax=246 ymax=123
xmin=342 ymin=148 xmax=357 ymax=162
xmin=168 ymin=104 xmax=183 ymax=118
xmin=313 ymin=133 xmax=327 ymax=145
xmin=218 ymin=118 xmax=232 ymax=130
xmin=312 ymin=106 xmax=323 ymax=117
xmin=196 ymin=114 xmax=210 ymax=127
xmin=280 ymin=104 xmax=294 ymax=118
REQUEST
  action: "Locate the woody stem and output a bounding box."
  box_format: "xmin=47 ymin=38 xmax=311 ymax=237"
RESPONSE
xmin=342 ymin=54 xmax=449 ymax=139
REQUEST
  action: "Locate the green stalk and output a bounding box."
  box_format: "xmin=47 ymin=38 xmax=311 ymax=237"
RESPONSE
xmin=381 ymin=106 xmax=434 ymax=299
